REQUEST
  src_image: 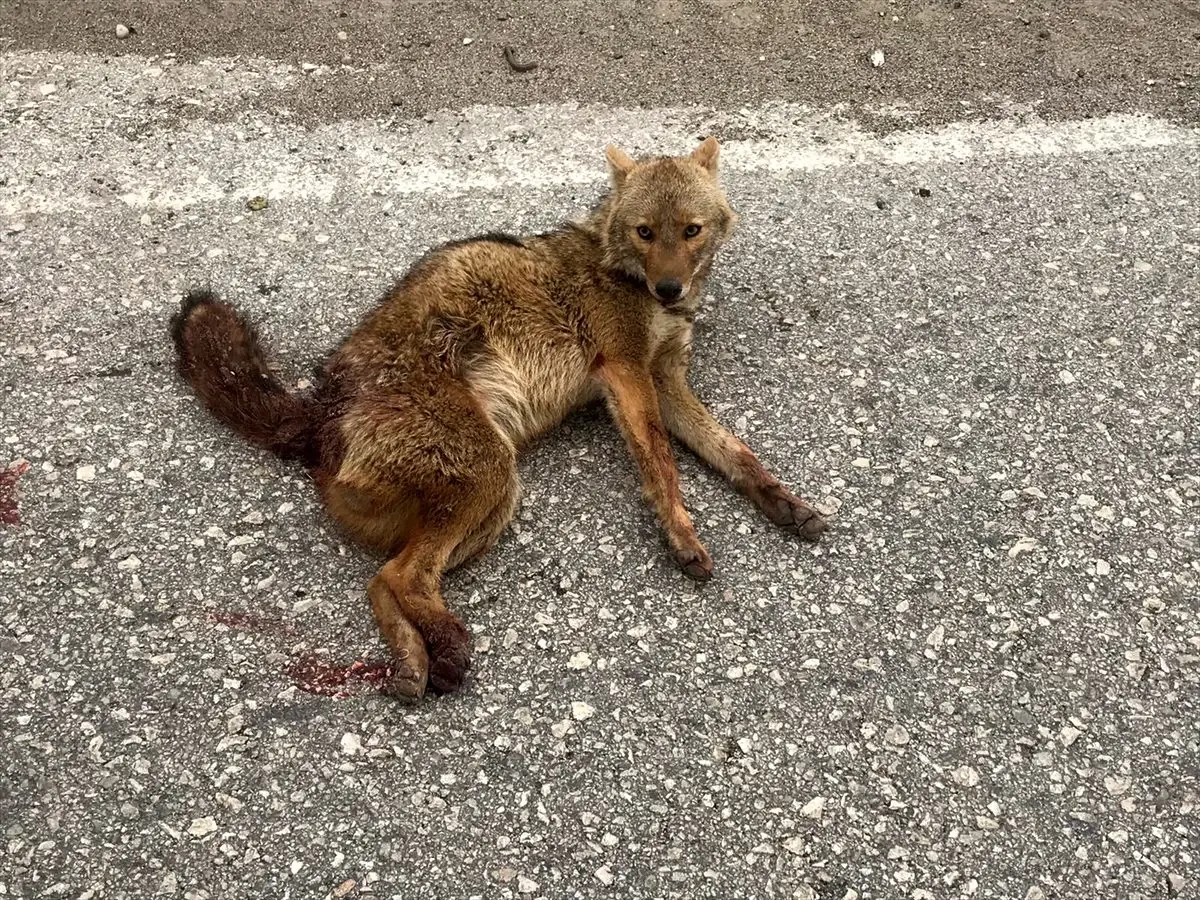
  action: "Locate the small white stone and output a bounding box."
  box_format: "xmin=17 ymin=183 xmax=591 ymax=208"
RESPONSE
xmin=800 ymin=796 xmax=826 ymax=820
xmin=1095 ymin=559 xmax=1111 ymax=576
xmin=951 ymin=765 xmax=980 ymax=787
xmin=1008 ymin=536 xmax=1039 ymax=557
xmin=516 ymin=876 xmax=538 ymax=894
xmin=115 ymin=23 xmax=130 ymax=39
xmin=1059 ymin=725 xmax=1082 ymax=747
xmin=870 ymin=49 xmax=885 ymax=67
xmin=594 ymin=865 xmax=614 ymax=885
xmin=571 ymin=702 xmax=595 ymax=721
xmin=290 ymin=860 xmax=303 ymax=875
xmin=1058 ymin=370 xmax=1076 ymax=385
xmin=884 ymin=724 xmax=910 ymax=746
xmin=187 ymin=816 xmax=217 ymax=838
xmin=337 ymin=30 xmax=348 ymax=41
xmin=567 ymin=651 xmax=592 ymax=670
xmin=1103 ymin=775 xmax=1131 ymax=796
xmin=340 ymin=732 xmax=362 ymax=756
xmin=783 ymin=836 xmax=805 ymax=855
xmin=76 ymin=464 xmax=96 ymax=482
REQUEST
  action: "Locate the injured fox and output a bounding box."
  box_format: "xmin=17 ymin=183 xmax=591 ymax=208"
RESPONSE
xmin=170 ymin=137 xmax=827 ymax=701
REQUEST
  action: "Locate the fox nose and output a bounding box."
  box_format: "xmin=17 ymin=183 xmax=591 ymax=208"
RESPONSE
xmin=655 ymin=278 xmax=683 ymax=302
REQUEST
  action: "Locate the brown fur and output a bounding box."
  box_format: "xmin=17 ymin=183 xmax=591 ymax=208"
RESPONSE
xmin=170 ymin=138 xmax=827 ymax=701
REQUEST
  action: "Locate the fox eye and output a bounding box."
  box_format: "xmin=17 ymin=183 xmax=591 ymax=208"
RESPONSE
xmin=636 ymin=225 xmax=654 ymax=241
xmin=684 ymin=223 xmax=702 ymax=238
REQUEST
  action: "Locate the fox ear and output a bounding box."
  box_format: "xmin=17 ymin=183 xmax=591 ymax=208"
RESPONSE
xmin=691 ymin=136 xmax=720 ymax=175
xmin=605 ymin=145 xmax=636 ymax=187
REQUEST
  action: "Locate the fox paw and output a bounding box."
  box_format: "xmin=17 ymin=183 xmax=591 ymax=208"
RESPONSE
xmin=425 ymin=615 xmax=472 ymax=695
xmin=383 ymin=651 xmax=429 ymax=703
xmin=757 ymin=485 xmax=827 ymax=541
xmin=676 ymin=545 xmax=714 ymax=581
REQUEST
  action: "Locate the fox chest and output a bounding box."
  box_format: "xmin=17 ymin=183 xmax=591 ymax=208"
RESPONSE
xmin=465 ymin=338 xmax=594 ymax=450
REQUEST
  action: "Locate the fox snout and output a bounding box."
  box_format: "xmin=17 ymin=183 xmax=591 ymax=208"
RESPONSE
xmin=645 ymin=244 xmax=695 ymax=304
xmin=653 ymin=278 xmax=684 ymax=303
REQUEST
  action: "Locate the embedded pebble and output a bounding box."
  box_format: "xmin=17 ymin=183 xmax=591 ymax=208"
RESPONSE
xmin=1103 ymin=775 xmax=1132 ymax=796
xmin=884 ymin=724 xmax=910 ymax=746
xmin=187 ymin=817 xmax=217 ymax=838
xmin=571 ymin=701 xmax=596 ymax=721
xmin=951 ymin=765 xmax=981 ymax=787
xmin=783 ymin=836 xmax=806 ymax=855
xmin=801 ymin=796 xmax=826 ymax=820
xmin=115 ymin=23 xmax=130 ymax=39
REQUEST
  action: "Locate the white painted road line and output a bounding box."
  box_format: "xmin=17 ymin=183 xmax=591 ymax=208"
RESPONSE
xmin=2 ymin=51 xmax=1198 ymax=217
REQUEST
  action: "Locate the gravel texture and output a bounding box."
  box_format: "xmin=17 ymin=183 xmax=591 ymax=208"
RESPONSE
xmin=2 ymin=0 xmax=1199 ymax=130
xmin=1 ymin=44 xmax=1199 ymax=900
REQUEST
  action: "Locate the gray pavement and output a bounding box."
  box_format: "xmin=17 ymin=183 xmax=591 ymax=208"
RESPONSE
xmin=2 ymin=0 xmax=1199 ymax=130
xmin=2 ymin=24 xmax=1199 ymax=900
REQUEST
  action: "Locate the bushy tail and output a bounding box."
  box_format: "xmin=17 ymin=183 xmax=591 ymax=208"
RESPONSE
xmin=170 ymin=289 xmax=319 ymax=463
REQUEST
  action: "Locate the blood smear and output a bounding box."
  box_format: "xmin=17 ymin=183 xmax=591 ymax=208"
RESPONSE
xmin=0 ymin=461 xmax=31 ymax=526
xmin=284 ymin=655 xmax=394 ymax=699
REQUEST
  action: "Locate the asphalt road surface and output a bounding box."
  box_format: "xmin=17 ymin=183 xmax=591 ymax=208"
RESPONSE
xmin=2 ymin=4 xmax=1199 ymax=900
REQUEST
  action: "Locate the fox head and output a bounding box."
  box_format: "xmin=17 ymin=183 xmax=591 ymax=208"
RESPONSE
xmin=600 ymin=137 xmax=738 ymax=306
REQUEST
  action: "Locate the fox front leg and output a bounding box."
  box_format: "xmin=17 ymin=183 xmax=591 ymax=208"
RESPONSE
xmin=653 ymin=356 xmax=826 ymax=541
xmin=596 ymin=359 xmax=714 ymax=581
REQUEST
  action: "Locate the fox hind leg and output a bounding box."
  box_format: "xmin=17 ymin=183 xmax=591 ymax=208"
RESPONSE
xmin=331 ymin=386 xmax=518 ymax=697
xmin=370 ymin=466 xmax=517 ymax=696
